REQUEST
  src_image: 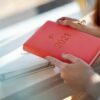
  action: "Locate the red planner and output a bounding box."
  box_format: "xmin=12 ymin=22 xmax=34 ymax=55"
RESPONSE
xmin=23 ymin=21 xmax=100 ymax=65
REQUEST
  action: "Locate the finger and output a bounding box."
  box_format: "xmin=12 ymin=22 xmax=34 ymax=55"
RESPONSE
xmin=57 ymin=17 xmax=67 ymax=24
xmin=57 ymin=17 xmax=78 ymax=24
xmin=45 ymin=56 xmax=66 ymax=68
xmin=57 ymin=17 xmax=78 ymax=22
xmin=61 ymin=20 xmax=69 ymax=25
xmin=60 ymin=72 xmax=65 ymax=79
xmin=60 ymin=20 xmax=77 ymax=26
xmin=57 ymin=17 xmax=67 ymax=21
xmin=57 ymin=20 xmax=67 ymax=25
xmin=62 ymin=54 xmax=78 ymax=63
xmin=69 ymin=22 xmax=82 ymax=30
xmin=63 ymin=17 xmax=78 ymax=21
xmin=66 ymin=21 xmax=86 ymax=31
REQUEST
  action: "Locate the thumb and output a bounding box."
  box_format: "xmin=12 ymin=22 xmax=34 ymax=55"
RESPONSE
xmin=62 ymin=54 xmax=78 ymax=63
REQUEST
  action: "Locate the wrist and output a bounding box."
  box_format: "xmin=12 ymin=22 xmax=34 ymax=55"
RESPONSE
xmin=86 ymin=72 xmax=100 ymax=99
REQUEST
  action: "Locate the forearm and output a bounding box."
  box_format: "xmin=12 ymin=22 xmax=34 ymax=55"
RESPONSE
xmin=79 ymin=11 xmax=100 ymax=37
xmin=86 ymin=73 xmax=100 ymax=99
xmin=80 ymin=25 xmax=100 ymax=37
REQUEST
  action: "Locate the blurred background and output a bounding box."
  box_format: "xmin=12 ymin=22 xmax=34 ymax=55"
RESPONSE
xmin=0 ymin=0 xmax=95 ymax=29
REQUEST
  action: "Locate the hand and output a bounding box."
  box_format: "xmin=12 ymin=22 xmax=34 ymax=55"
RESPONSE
xmin=57 ymin=17 xmax=100 ymax=37
xmin=46 ymin=54 xmax=95 ymax=92
xmin=57 ymin=17 xmax=86 ymax=32
xmin=57 ymin=17 xmax=78 ymax=24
